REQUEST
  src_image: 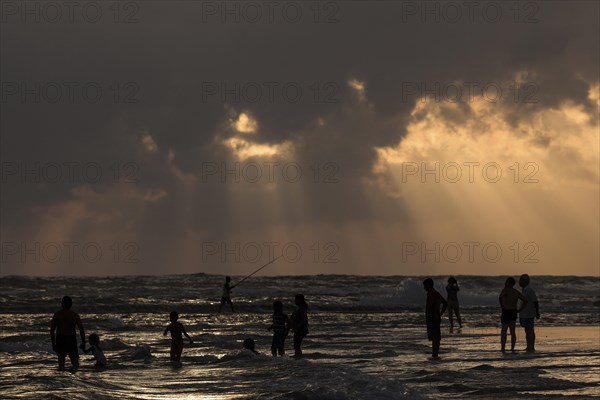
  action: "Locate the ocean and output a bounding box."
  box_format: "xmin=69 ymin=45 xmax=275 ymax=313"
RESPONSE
xmin=1 ymin=274 xmax=599 ymax=399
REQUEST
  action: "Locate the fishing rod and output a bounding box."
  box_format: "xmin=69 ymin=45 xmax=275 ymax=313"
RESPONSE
xmin=233 ymin=254 xmax=283 ymax=287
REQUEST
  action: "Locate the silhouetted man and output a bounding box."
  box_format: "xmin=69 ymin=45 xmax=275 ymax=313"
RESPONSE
xmin=218 ymin=276 xmax=236 ymax=313
xmin=50 ymin=296 xmax=85 ymax=369
xmin=519 ymin=274 xmax=540 ymax=353
xmin=423 ymin=278 xmax=447 ymax=358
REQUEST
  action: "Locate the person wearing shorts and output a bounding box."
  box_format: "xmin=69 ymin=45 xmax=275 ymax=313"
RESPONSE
xmin=163 ymin=311 xmax=193 ymax=361
xmin=499 ymin=277 xmax=527 ymax=353
xmin=50 ymin=296 xmax=86 ymax=370
xmin=519 ymin=274 xmax=540 ymax=353
xmin=268 ymin=301 xmax=289 ymax=356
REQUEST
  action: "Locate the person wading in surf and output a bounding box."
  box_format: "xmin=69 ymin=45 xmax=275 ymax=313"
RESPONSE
xmin=519 ymin=274 xmax=540 ymax=353
xmin=445 ymin=277 xmax=463 ymax=333
xmin=218 ymin=276 xmax=236 ymax=313
xmin=499 ymin=277 xmax=528 ymax=353
xmin=289 ymin=294 xmax=309 ymax=358
xmin=163 ymin=311 xmax=193 ymax=361
xmin=50 ymin=296 xmax=86 ymax=370
xmin=423 ymin=278 xmax=447 ymax=359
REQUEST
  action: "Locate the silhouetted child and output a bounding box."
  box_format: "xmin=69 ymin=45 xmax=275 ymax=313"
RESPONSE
xmin=50 ymin=296 xmax=86 ymax=370
xmin=289 ymin=294 xmax=309 ymax=358
xmin=267 ymin=301 xmax=289 ymax=356
xmin=519 ymin=274 xmax=540 ymax=353
xmin=423 ymin=278 xmax=447 ymax=358
xmin=499 ymin=277 xmax=528 ymax=353
xmin=243 ymin=338 xmax=259 ymax=354
xmin=445 ymin=277 xmax=462 ymax=332
xmin=218 ymin=276 xmax=236 ymax=313
xmin=85 ymin=333 xmax=107 ymax=367
xmin=163 ymin=311 xmax=193 ymax=361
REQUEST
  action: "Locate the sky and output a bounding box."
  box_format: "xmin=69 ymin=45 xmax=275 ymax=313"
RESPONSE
xmin=1 ymin=1 xmax=598 ymax=276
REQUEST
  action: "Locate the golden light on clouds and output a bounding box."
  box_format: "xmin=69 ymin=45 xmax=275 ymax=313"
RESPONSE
xmin=348 ymin=78 xmax=365 ymax=92
xmin=141 ymin=132 xmax=158 ymax=153
xmin=371 ymin=83 xmax=599 ymax=275
xmin=167 ymin=149 xmax=196 ymax=184
xmin=222 ymin=112 xmax=295 ymax=161
xmin=588 ymin=82 xmax=600 ymax=103
xmin=232 ymin=112 xmax=258 ymax=133
xmin=348 ymin=78 xmax=366 ymax=101
xmin=375 ymin=95 xmax=598 ymax=187
xmin=223 ymin=137 xmax=294 ymax=161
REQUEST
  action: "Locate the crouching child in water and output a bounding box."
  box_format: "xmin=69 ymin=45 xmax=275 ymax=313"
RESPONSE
xmin=267 ymin=301 xmax=289 ymax=356
xmin=243 ymin=338 xmax=259 ymax=354
xmin=85 ymin=333 xmax=107 ymax=367
xmin=163 ymin=311 xmax=193 ymax=361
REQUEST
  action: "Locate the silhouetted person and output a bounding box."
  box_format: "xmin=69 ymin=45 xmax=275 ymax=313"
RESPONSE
xmin=218 ymin=276 xmax=236 ymax=313
xmin=519 ymin=274 xmax=540 ymax=353
xmin=50 ymin=296 xmax=85 ymax=370
xmin=446 ymin=277 xmax=462 ymax=332
xmin=289 ymin=294 xmax=309 ymax=358
xmin=163 ymin=311 xmax=193 ymax=361
xmin=499 ymin=277 xmax=528 ymax=353
xmin=84 ymin=333 xmax=107 ymax=367
xmin=423 ymin=278 xmax=447 ymax=358
xmin=243 ymin=338 xmax=259 ymax=354
xmin=267 ymin=300 xmax=289 ymax=356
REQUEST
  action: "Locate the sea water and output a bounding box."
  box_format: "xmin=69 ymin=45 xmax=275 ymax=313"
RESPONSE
xmin=1 ymin=275 xmax=599 ymax=399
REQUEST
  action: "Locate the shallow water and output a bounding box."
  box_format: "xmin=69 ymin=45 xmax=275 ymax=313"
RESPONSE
xmin=1 ymin=275 xmax=599 ymax=399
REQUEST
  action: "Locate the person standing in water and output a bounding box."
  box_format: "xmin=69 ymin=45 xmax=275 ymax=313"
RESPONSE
xmin=50 ymin=296 xmax=86 ymax=370
xmin=289 ymin=294 xmax=309 ymax=358
xmin=445 ymin=277 xmax=463 ymax=333
xmin=499 ymin=277 xmax=528 ymax=353
xmin=164 ymin=311 xmax=193 ymax=361
xmin=519 ymin=274 xmax=540 ymax=353
xmin=218 ymin=276 xmax=236 ymax=313
xmin=268 ymin=300 xmax=289 ymax=356
xmin=423 ymin=278 xmax=447 ymax=359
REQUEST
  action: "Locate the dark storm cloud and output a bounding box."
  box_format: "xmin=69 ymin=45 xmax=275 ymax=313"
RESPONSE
xmin=1 ymin=1 xmax=598 ymax=251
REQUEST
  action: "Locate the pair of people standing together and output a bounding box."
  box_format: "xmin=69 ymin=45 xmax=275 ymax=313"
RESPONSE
xmin=499 ymin=274 xmax=540 ymax=353
xmin=268 ymin=294 xmax=309 ymax=358
xmin=50 ymin=296 xmax=106 ymax=369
